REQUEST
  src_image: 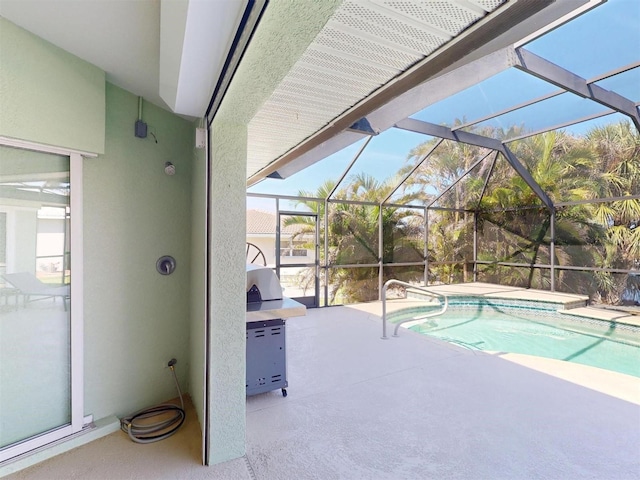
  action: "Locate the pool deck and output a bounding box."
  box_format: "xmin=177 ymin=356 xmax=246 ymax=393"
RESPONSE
xmin=352 ymin=296 xmax=640 ymax=406
xmin=6 ymin=301 xmax=640 ymax=480
xmin=402 ymin=282 xmax=640 ymax=327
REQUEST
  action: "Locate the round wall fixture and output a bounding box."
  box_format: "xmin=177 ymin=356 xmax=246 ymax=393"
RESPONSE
xmin=156 ymin=256 xmax=176 ymax=275
xmin=164 ymin=162 xmax=176 ymax=175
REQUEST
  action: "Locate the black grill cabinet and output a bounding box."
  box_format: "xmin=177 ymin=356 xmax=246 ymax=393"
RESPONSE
xmin=246 ymin=297 xmax=305 ymax=397
xmin=246 ymin=318 xmax=287 ymax=396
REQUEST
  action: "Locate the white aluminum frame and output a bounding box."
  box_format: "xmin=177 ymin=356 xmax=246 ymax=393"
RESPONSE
xmin=0 ymin=137 xmax=92 ymax=463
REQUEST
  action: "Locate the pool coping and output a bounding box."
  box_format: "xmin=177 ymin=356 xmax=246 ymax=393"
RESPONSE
xmin=558 ymin=307 xmax=640 ymax=327
xmin=407 ymin=282 xmax=588 ymax=307
xmin=404 ymin=282 xmax=639 ymax=328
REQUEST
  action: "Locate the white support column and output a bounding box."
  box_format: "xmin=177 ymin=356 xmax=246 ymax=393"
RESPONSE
xmin=70 ymin=153 xmax=84 ymax=434
xmin=206 ymin=121 xmax=247 ymax=465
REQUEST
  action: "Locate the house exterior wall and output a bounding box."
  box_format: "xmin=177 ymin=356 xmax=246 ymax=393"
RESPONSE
xmin=206 ymin=121 xmax=247 ymax=464
xmin=83 ymin=83 xmax=194 ymax=420
xmin=0 ymin=0 xmax=342 ymax=469
xmin=203 ymin=0 xmax=341 ymax=464
xmin=247 ymin=236 xmax=276 ymax=266
xmin=0 ymin=18 xmax=106 ymax=154
xmin=0 ymin=17 xmax=196 ymax=435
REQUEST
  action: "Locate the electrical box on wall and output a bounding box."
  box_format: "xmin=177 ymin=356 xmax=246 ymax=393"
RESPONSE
xmin=195 ymin=128 xmax=206 ymax=149
xmin=135 ymin=120 xmax=148 ymax=138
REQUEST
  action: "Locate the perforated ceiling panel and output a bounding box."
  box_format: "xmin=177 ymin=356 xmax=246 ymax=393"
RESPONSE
xmin=247 ymin=0 xmax=507 ymax=178
xmin=468 ymin=0 xmax=506 ymax=11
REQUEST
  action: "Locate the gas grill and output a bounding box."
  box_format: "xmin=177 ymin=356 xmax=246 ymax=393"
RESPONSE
xmin=246 ymin=264 xmax=305 ymax=397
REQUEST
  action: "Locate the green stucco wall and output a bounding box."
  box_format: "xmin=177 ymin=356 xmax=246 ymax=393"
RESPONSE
xmin=0 ymin=18 xmax=105 ymax=154
xmin=1 ymin=0 xmax=345 ymax=467
xmin=202 ymin=0 xmax=342 ymax=464
xmin=206 ymin=122 xmax=247 ymax=464
xmin=83 ymin=83 xmax=194 ymax=420
xmin=0 ymin=16 xmax=198 ymax=464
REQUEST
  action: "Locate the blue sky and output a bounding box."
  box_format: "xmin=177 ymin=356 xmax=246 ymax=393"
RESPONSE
xmin=248 ymin=0 xmax=639 ymax=211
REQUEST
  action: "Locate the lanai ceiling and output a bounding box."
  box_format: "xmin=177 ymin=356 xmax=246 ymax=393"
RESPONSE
xmin=247 ymin=0 xmax=510 ymax=176
xmin=244 ymin=0 xmax=605 ymax=184
xmin=1 ymin=0 xmax=609 ymax=185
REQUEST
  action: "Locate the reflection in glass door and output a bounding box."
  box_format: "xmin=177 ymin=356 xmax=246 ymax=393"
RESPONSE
xmin=0 ymin=144 xmax=80 ymax=461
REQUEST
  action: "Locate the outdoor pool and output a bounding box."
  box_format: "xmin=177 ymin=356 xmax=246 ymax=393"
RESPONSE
xmin=390 ymin=300 xmax=640 ymax=378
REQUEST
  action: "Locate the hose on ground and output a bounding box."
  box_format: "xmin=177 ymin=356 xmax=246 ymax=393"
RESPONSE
xmin=120 ymin=362 xmax=185 ymax=444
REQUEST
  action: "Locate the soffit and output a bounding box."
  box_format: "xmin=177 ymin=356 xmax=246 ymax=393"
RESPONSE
xmin=0 ymin=0 xmax=166 ymax=110
xmin=0 ymin=0 xmax=249 ymax=119
xmin=247 ymin=0 xmax=508 ymax=179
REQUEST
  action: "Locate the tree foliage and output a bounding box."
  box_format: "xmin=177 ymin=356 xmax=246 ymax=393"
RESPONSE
xmin=403 ymin=120 xmax=639 ymax=303
xmin=289 ymin=173 xmax=424 ymax=303
xmin=284 ymin=120 xmax=639 ymax=305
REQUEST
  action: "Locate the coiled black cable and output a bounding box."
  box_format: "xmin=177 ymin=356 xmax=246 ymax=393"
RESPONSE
xmin=120 ymin=360 xmax=186 ymax=444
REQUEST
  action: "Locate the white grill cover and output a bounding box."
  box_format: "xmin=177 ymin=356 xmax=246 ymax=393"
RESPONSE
xmin=246 ymin=264 xmax=283 ymax=301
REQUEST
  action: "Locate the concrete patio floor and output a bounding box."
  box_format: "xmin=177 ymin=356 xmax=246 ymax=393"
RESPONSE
xmin=6 ymin=299 xmax=640 ymax=479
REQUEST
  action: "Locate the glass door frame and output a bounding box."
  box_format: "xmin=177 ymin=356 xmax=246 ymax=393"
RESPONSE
xmin=0 ymin=136 xmax=90 ymax=462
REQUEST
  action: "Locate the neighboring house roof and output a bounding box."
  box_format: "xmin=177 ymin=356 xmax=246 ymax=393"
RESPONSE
xmin=246 ymin=210 xmax=304 ymax=235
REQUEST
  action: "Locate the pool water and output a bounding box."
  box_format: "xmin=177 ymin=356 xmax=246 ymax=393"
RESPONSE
xmin=403 ymin=306 xmax=640 ymax=378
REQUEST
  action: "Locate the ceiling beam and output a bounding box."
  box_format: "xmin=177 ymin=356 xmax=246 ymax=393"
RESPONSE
xmin=393 ymin=117 xmax=554 ymax=211
xmin=366 ymin=46 xmax=517 ymax=135
xmin=500 ymin=145 xmax=553 ymax=211
xmin=395 ymin=118 xmax=502 ymax=150
xmin=514 ymin=48 xmax=640 ymax=131
xmin=265 ymin=131 xmax=368 ymax=181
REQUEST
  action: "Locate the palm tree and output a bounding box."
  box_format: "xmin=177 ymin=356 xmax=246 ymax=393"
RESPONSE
xmin=403 ymin=125 xmax=613 ymax=291
xmin=586 ymin=121 xmax=640 ymax=258
xmin=403 ymin=126 xmax=495 ymax=283
xmin=473 ymin=123 xmax=637 ymax=302
xmin=281 ymin=120 xmax=638 ymax=306
xmin=286 ymin=173 xmax=424 ymax=304
xmin=582 ymin=121 xmax=640 ymax=303
xmin=472 ymin=130 xmax=613 ymax=290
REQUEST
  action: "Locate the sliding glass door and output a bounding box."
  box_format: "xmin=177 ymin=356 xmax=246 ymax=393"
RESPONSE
xmin=0 ymin=143 xmax=82 ymax=461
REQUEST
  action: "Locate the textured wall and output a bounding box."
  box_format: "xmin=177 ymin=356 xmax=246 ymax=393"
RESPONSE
xmin=207 ymin=121 xmax=247 ymax=463
xmin=83 ymin=83 xmax=194 ymax=420
xmin=0 ymin=18 xmax=105 ymax=154
xmin=204 ymin=0 xmax=342 ymax=465
xmin=219 ymin=0 xmax=341 ymax=124
xmin=0 ymin=19 xmax=198 ymax=455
